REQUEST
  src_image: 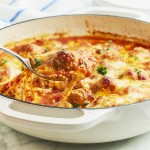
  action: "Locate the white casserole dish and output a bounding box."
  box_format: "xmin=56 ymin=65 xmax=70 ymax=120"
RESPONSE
xmin=0 ymin=14 xmax=150 ymax=143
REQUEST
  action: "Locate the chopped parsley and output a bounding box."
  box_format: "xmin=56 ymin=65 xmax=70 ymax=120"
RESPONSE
xmin=135 ymin=56 xmax=139 ymax=60
xmin=134 ymin=68 xmax=141 ymax=75
xmin=44 ymin=48 xmax=48 ymax=53
xmin=2 ymin=59 xmax=7 ymax=65
xmin=83 ymin=102 xmax=89 ymax=107
xmin=98 ymin=49 xmax=102 ymax=54
xmin=107 ymin=40 xmax=112 ymax=43
xmin=72 ymin=103 xmax=80 ymax=108
xmin=137 ymin=70 xmax=141 ymax=75
xmin=34 ymin=58 xmax=43 ymax=68
xmin=97 ymin=66 xmax=108 ymax=75
xmin=106 ymin=47 xmax=110 ymax=51
xmin=21 ymin=66 xmax=25 ymax=71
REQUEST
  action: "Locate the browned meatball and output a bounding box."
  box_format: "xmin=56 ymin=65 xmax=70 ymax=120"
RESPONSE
xmin=91 ymin=77 xmax=117 ymax=94
xmin=53 ymin=50 xmax=78 ymax=71
xmin=67 ymin=89 xmax=94 ymax=107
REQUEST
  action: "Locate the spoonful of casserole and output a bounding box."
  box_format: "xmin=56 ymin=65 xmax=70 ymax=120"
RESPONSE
xmin=0 ymin=46 xmax=96 ymax=81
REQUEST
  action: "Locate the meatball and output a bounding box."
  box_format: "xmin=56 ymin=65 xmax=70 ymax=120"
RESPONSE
xmin=53 ymin=50 xmax=78 ymax=71
xmin=91 ymin=77 xmax=117 ymax=94
xmin=67 ymin=89 xmax=94 ymax=107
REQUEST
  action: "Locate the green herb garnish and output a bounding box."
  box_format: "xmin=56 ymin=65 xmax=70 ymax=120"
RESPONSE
xmin=134 ymin=68 xmax=141 ymax=75
xmin=135 ymin=56 xmax=139 ymax=60
xmin=21 ymin=66 xmax=25 ymax=71
xmin=44 ymin=48 xmax=48 ymax=53
xmin=98 ymin=49 xmax=103 ymax=54
xmin=83 ymin=102 xmax=89 ymax=107
xmin=72 ymin=103 xmax=80 ymax=108
xmin=34 ymin=58 xmax=43 ymax=68
xmin=137 ymin=70 xmax=141 ymax=75
xmin=2 ymin=59 xmax=7 ymax=64
xmin=97 ymin=66 xmax=108 ymax=75
xmin=107 ymin=40 xmax=112 ymax=43
xmin=106 ymin=47 xmax=110 ymax=51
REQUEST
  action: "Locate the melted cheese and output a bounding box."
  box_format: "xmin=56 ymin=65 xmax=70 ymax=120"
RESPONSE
xmin=0 ymin=34 xmax=150 ymax=108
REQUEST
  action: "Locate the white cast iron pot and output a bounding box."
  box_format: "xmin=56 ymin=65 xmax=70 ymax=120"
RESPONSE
xmin=0 ymin=14 xmax=150 ymax=143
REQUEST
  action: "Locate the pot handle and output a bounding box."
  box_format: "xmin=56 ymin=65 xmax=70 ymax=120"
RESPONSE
xmin=68 ymin=6 xmax=150 ymax=22
xmin=0 ymin=97 xmax=114 ymax=132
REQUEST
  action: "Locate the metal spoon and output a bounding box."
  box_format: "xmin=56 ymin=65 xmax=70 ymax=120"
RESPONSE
xmin=0 ymin=46 xmax=62 ymax=81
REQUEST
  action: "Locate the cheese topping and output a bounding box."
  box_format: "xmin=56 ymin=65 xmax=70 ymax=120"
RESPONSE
xmin=0 ymin=34 xmax=150 ymax=108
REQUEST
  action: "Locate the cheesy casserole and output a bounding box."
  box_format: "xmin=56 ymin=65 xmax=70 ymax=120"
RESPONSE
xmin=0 ymin=33 xmax=150 ymax=108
